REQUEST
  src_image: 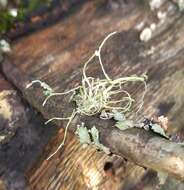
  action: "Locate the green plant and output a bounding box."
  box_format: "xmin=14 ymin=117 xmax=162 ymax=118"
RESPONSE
xmin=0 ymin=0 xmax=51 ymax=34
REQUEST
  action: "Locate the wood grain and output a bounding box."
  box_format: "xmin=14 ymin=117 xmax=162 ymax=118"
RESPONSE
xmin=1 ymin=0 xmax=184 ymax=189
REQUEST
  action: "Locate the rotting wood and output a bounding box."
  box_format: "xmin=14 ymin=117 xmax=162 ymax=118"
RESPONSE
xmin=1 ymin=0 xmax=184 ymax=189
xmin=0 ymin=74 xmax=27 ymax=144
xmin=0 ymin=74 xmax=59 ymax=190
xmin=6 ymin=0 xmax=89 ymax=40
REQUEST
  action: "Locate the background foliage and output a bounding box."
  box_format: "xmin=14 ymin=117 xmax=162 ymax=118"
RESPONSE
xmin=0 ymin=0 xmax=52 ymax=34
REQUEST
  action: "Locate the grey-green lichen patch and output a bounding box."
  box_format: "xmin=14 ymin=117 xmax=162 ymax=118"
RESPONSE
xmin=113 ymin=110 xmax=134 ymax=131
xmin=115 ymin=120 xmax=134 ymax=131
xmin=26 ymin=80 xmax=54 ymax=97
xmin=150 ymin=123 xmax=168 ymax=138
xmin=177 ymin=0 xmax=184 ymax=11
xmin=90 ymin=126 xmax=111 ymax=154
xmin=75 ymin=123 xmax=91 ymax=145
xmin=112 ymin=110 xmax=126 ymax=121
xmin=113 ymin=110 xmax=168 ymax=138
xmin=75 ymin=124 xmax=110 ymax=155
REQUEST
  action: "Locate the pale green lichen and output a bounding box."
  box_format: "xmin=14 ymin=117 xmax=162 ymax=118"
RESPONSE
xmin=114 ymin=111 xmax=168 ymax=138
xmin=115 ymin=120 xmax=134 ymax=131
xmin=75 ymin=124 xmax=110 ymax=154
xmin=113 ymin=111 xmax=134 ymax=130
xmin=26 ymin=80 xmax=53 ymax=96
xmin=40 ymin=32 xmax=147 ymax=116
xmin=112 ymin=109 xmax=126 ymax=121
xmin=150 ymin=123 xmax=168 ymax=138
xmin=90 ymin=126 xmax=110 ymax=154
xmin=75 ymin=123 xmax=91 ymax=145
xmin=26 ymin=32 xmax=147 ymax=159
xmin=46 ymin=110 xmax=76 ymax=160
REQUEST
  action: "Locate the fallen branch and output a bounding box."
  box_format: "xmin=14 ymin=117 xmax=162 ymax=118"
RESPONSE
xmin=62 ymin=114 xmax=184 ymax=181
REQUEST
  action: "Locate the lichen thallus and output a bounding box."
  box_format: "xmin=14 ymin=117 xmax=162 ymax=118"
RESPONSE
xmin=26 ymin=31 xmax=147 ymax=160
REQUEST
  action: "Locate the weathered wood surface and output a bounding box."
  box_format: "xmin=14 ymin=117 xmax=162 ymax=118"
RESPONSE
xmin=6 ymin=0 xmax=88 ymax=40
xmin=0 ymin=74 xmax=57 ymax=189
xmin=0 ymin=74 xmax=24 ymax=145
xmin=1 ymin=0 xmax=184 ymax=189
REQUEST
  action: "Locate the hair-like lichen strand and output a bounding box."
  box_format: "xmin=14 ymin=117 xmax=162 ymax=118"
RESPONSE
xmin=26 ymin=31 xmax=147 ymax=159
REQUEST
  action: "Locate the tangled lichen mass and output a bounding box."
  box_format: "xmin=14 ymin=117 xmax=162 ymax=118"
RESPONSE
xmin=26 ymin=31 xmax=147 ymax=160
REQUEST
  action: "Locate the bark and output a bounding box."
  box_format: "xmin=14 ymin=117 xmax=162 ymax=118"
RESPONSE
xmin=6 ymin=0 xmax=88 ymax=40
xmin=0 ymin=74 xmax=23 ymax=144
xmin=1 ymin=0 xmax=184 ymax=189
xmin=0 ymin=74 xmax=57 ymax=190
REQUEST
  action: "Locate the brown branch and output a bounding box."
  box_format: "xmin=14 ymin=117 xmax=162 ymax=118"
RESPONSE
xmin=65 ymin=114 xmax=184 ymax=181
xmin=23 ymin=87 xmax=184 ymax=181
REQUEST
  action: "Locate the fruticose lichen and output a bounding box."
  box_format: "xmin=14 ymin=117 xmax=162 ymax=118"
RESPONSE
xmin=27 ymin=32 xmax=147 ymax=159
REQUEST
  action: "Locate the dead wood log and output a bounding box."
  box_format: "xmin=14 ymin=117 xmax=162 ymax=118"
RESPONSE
xmin=0 ymin=74 xmax=59 ymax=190
xmin=0 ymin=74 xmax=24 ymax=145
xmin=1 ymin=0 xmax=184 ymax=189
